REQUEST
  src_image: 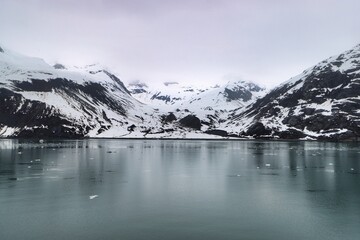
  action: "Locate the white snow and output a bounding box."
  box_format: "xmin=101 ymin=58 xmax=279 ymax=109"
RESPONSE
xmin=1 ymin=43 xmax=360 ymax=139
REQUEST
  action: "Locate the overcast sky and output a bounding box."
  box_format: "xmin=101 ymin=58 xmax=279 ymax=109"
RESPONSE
xmin=1 ymin=0 xmax=360 ymax=88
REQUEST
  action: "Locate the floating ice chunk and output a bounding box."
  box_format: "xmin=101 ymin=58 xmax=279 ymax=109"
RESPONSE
xmin=350 ymin=168 xmax=355 ymax=171
xmin=18 ymin=151 xmax=22 ymax=155
xmin=39 ymin=139 xmax=44 ymax=144
xmin=227 ymin=174 xmax=241 ymax=177
xmin=328 ymin=163 xmax=333 ymax=166
xmin=35 ymin=159 xmax=41 ymax=162
xmin=265 ymin=163 xmax=271 ymax=167
xmin=89 ymin=195 xmax=98 ymax=200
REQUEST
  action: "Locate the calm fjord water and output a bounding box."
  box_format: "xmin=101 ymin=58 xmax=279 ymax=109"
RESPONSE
xmin=0 ymin=139 xmax=360 ymax=240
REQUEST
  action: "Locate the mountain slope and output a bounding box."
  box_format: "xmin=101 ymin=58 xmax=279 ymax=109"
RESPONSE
xmin=128 ymin=80 xmax=266 ymax=133
xmin=2 ymin=44 xmax=360 ymax=140
xmin=227 ymin=44 xmax=360 ymax=140
xmin=0 ymin=47 xmax=158 ymax=138
xmin=1 ymin=46 xmax=257 ymax=139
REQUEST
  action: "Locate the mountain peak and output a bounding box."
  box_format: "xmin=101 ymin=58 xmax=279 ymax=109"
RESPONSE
xmin=230 ymin=43 xmax=360 ymax=140
xmin=0 ymin=46 xmax=4 ymax=53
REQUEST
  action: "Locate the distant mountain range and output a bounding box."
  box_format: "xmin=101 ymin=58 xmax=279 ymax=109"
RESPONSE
xmin=1 ymin=44 xmax=360 ymax=140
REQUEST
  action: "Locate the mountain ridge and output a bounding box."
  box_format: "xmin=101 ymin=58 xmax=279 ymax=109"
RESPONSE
xmin=1 ymin=44 xmax=360 ymax=140
xmin=225 ymin=44 xmax=360 ymax=140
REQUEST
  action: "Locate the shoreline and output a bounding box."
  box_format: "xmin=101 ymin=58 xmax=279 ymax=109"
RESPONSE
xmin=0 ymin=136 xmax=358 ymax=143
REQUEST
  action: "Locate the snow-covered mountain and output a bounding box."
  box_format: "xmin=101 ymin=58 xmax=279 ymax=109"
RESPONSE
xmin=128 ymin=80 xmax=266 ymax=133
xmin=2 ymin=43 xmax=360 ymax=140
xmin=0 ymin=46 xmax=163 ymax=138
xmin=0 ymin=46 xmax=265 ymax=139
xmin=225 ymin=44 xmax=360 ymax=140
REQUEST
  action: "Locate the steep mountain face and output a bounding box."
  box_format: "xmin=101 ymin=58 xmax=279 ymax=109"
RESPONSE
xmin=0 ymin=47 xmax=157 ymax=138
xmin=227 ymin=44 xmax=360 ymax=140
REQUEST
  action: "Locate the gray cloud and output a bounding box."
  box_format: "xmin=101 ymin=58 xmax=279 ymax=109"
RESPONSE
xmin=1 ymin=0 xmax=360 ymax=88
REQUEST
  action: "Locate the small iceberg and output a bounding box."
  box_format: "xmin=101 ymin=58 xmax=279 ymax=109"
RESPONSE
xmin=227 ymin=174 xmax=241 ymax=177
xmin=89 ymin=195 xmax=98 ymax=200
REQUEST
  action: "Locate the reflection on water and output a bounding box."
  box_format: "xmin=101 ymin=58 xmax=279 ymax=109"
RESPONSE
xmin=0 ymin=139 xmax=360 ymax=240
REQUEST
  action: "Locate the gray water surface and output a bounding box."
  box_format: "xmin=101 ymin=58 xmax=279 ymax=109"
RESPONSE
xmin=0 ymin=139 xmax=360 ymax=240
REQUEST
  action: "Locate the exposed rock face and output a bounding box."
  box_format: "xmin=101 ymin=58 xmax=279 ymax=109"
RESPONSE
xmin=246 ymin=122 xmax=272 ymax=137
xmin=131 ymin=88 xmax=147 ymax=94
xmin=205 ymin=129 xmax=228 ymax=137
xmin=11 ymin=78 xmax=127 ymax=115
xmin=53 ymin=63 xmax=66 ymax=69
xmin=224 ymin=82 xmax=264 ymax=102
xmin=179 ymin=115 xmax=201 ymax=130
xmin=0 ymin=47 xmax=4 ymax=53
xmin=224 ymin=87 xmax=252 ymax=102
xmin=0 ymin=76 xmax=131 ymax=137
xmin=0 ymin=88 xmax=86 ymax=138
xmin=151 ymin=92 xmax=171 ymax=103
xmin=127 ymin=81 xmax=148 ymax=94
xmin=162 ymin=112 xmax=177 ymax=123
xmin=230 ymin=44 xmax=360 ymax=140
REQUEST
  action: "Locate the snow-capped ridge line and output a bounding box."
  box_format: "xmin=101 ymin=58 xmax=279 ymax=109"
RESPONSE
xmin=227 ymin=43 xmax=360 ymax=140
xmin=2 ymin=44 xmax=360 ymax=140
